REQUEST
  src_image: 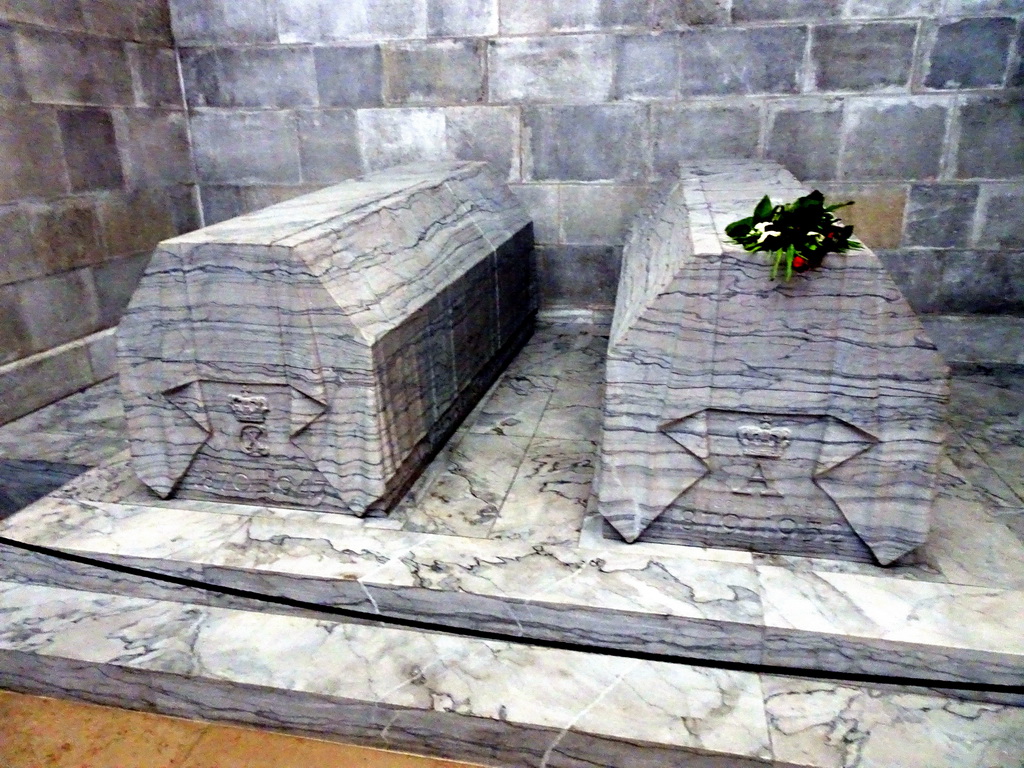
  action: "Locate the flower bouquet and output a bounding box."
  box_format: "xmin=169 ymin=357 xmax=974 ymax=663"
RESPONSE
xmin=724 ymin=190 xmax=862 ymax=281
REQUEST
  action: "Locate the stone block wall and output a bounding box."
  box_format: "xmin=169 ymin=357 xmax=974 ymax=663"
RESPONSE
xmin=169 ymin=0 xmax=1024 ymax=315
xmin=0 ymin=0 xmax=197 ymax=424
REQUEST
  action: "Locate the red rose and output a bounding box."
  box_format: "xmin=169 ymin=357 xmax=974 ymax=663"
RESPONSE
xmin=792 ymin=255 xmax=808 ymax=270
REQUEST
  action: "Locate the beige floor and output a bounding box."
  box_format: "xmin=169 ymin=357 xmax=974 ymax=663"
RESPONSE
xmin=0 ymin=690 xmax=488 ymax=768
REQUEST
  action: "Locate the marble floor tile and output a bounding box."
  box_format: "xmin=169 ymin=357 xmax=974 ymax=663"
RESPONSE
xmin=0 ymin=430 xmax=127 ymax=466
xmin=505 ymin=326 xmax=608 ymax=379
xmin=533 ymin=379 xmax=604 ymax=441
xmin=490 ymin=438 xmax=596 ymax=545
xmin=944 ymin=435 xmax=1024 ymax=511
xmin=466 ymin=372 xmax=558 ymax=437
xmin=402 ymin=433 xmax=530 ymax=538
xmin=0 ymin=689 xmax=207 ymax=768
xmin=763 ymin=676 xmax=1024 ymax=768
xmin=0 ymin=378 xmax=125 ymax=437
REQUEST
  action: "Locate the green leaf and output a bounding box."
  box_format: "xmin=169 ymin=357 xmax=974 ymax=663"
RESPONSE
xmin=753 ymin=195 xmax=773 ymax=221
xmin=724 ymin=217 xmax=753 ymax=238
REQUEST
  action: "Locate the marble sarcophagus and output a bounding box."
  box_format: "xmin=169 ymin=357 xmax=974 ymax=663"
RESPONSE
xmin=594 ymin=161 xmax=948 ymax=565
xmin=118 ymin=162 xmax=535 ymax=515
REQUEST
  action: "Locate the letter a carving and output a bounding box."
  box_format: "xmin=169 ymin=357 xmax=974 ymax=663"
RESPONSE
xmin=731 ymin=462 xmax=783 ymax=497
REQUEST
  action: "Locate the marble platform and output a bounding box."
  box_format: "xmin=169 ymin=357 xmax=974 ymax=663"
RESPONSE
xmin=1 ymin=324 xmax=1023 ymax=766
xmin=595 ymin=161 xmax=948 ymax=566
xmin=119 ymin=161 xmax=534 ymax=517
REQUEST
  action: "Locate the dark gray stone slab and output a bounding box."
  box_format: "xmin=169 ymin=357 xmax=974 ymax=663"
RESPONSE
xmin=926 ymin=17 xmax=1016 ymax=90
xmin=977 ymin=188 xmax=1024 ymax=248
xmin=0 ymin=106 xmax=68 ymax=204
xmin=0 ymin=460 xmax=90 ymax=519
xmin=733 ymin=0 xmax=841 ymax=21
xmin=181 ymin=47 xmax=317 ymax=109
xmin=538 ymin=245 xmax=621 ymax=307
xmin=956 ymin=95 xmax=1024 ymax=179
xmin=842 ymin=99 xmax=947 ymax=180
xmin=679 ymin=27 xmax=807 ymax=96
xmin=168 ymin=186 xmax=201 ymax=235
xmin=525 ymin=104 xmax=645 ymax=182
xmin=614 ymin=34 xmax=678 ymax=100
xmin=297 ymin=109 xmax=361 ymax=184
xmin=880 ymin=248 xmax=1024 ymax=314
xmin=169 ymin=0 xmax=277 ymax=44
xmin=903 ymin=184 xmax=979 ymax=248
xmin=383 ymin=39 xmax=485 ymax=105
xmin=112 ymin=110 xmax=194 ymax=187
xmin=30 ymin=198 xmax=104 ymax=274
xmin=0 ymin=207 xmax=36 ymax=286
xmin=16 ymin=269 xmax=101 ymax=353
xmin=93 ymin=253 xmax=152 ymax=329
xmin=190 ymin=110 xmax=301 ymax=185
xmin=766 ymin=103 xmax=843 ymax=181
xmin=200 ymin=186 xmax=246 ymax=226
xmin=0 ymin=24 xmax=26 ymax=102
xmin=314 ymin=45 xmax=384 ymax=108
xmin=0 ymin=285 xmax=30 ymax=365
xmin=489 ymin=35 xmax=616 ymax=104
xmin=14 ymin=28 xmax=133 ymax=107
xmin=0 ymin=0 xmax=85 ymax=30
xmin=56 ymin=108 xmax=124 ymax=192
xmin=126 ymin=45 xmax=183 ymax=110
xmin=811 ymin=22 xmax=916 ymax=91
xmin=427 ymin=0 xmax=497 ymax=36
xmin=445 ymin=106 xmax=519 ymax=182
xmin=652 ymin=104 xmax=761 ymax=174
xmin=846 ymin=0 xmax=938 ymax=15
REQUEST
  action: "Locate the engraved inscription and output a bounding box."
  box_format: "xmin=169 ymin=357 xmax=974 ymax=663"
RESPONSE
xmin=194 ymin=467 xmax=326 ymax=505
xmin=731 ymin=461 xmax=783 ymax=497
xmin=239 ymin=424 xmax=270 ymax=457
xmin=737 ymin=419 xmax=791 ymax=459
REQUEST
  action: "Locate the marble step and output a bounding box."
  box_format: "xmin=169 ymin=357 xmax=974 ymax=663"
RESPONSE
xmin=1 ymin=579 xmax=1023 ymax=768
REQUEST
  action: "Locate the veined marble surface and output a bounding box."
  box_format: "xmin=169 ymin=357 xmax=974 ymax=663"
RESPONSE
xmin=595 ymin=161 xmax=949 ymax=566
xmin=1 ymin=325 xmax=1023 ymax=690
xmin=1 ymin=322 xmax=1023 ymax=765
xmin=118 ymin=161 xmax=535 ymax=517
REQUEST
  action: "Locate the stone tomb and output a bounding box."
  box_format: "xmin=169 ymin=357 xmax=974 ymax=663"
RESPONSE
xmin=118 ymin=162 xmax=535 ymax=516
xmin=595 ymin=161 xmax=949 ymax=565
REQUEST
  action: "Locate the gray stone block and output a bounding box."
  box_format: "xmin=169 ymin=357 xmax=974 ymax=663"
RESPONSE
xmin=766 ymin=103 xmax=843 ymax=181
xmin=30 ymin=198 xmax=104 ymax=273
xmin=875 ymin=249 xmax=940 ymax=312
xmin=903 ymin=184 xmax=979 ymax=248
xmin=956 ymin=95 xmax=1024 ymax=179
xmin=200 ymin=185 xmax=246 ymax=225
xmin=384 ymin=39 xmax=485 ymax=105
xmin=945 ymin=0 xmax=1023 ymax=14
xmin=1013 ymin=34 xmax=1024 ymax=88
xmin=614 ymin=34 xmax=678 ymax=100
xmin=126 ymin=44 xmax=182 ymax=109
xmin=0 ymin=0 xmax=85 ymax=31
xmin=16 ymin=269 xmax=101 ymax=353
xmin=841 ymin=99 xmax=946 ymax=180
xmin=191 ymin=111 xmax=302 ymax=185
xmin=133 ymin=0 xmax=174 ymax=45
xmin=733 ymin=0 xmax=841 ymax=21
xmin=925 ymin=18 xmax=1016 ymax=90
xmin=356 ymin=107 xmax=447 ymax=172
xmin=0 ymin=25 xmax=26 ymax=102
xmin=445 ymin=106 xmax=519 ymax=182
xmin=538 ymin=244 xmax=621 ymax=307
xmin=812 ymin=23 xmax=916 ymax=91
xmin=509 ymin=184 xmax=559 ymax=243
xmin=0 ymin=283 xmax=30 ymax=365
xmin=112 ymin=109 xmax=194 ymax=186
xmin=652 ymin=104 xmax=761 ymax=175
xmin=0 ymin=206 xmax=36 ymax=286
xmin=559 ymin=184 xmax=646 ymax=245
xmin=279 ymin=0 xmax=427 ymax=43
xmin=93 ymin=252 xmax=152 ymax=328
xmin=56 ymin=108 xmax=124 ymax=192
xmin=314 ymin=45 xmax=383 ymax=108
xmin=79 ymin=0 xmax=136 ymax=39
xmin=181 ymin=47 xmax=318 ymax=109
xmin=935 ymin=249 xmax=1024 ymax=314
xmin=169 ymin=0 xmax=277 ymax=44
xmin=489 ymin=35 xmax=615 ymax=104
xmin=679 ymin=27 xmax=807 ymax=96
xmin=845 ymin=0 xmax=938 ymax=16
xmin=0 ymin=106 xmax=68 ymax=203
xmin=976 ymin=186 xmax=1024 ymax=249
xmin=427 ymin=0 xmax=497 ymax=36
xmin=525 ymin=104 xmax=646 ymax=182
xmin=297 ymin=109 xmax=362 ymax=184
xmin=14 ymin=29 xmax=133 ymax=106
xmin=168 ymin=185 xmax=201 ymax=235
xmin=96 ymin=188 xmax=177 ymax=259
